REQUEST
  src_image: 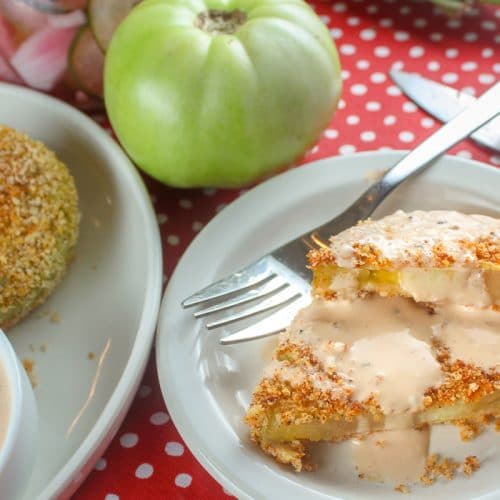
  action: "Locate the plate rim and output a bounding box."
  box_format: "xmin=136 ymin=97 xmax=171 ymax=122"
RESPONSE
xmin=0 ymin=83 xmax=164 ymax=500
xmin=156 ymin=150 xmax=500 ymax=500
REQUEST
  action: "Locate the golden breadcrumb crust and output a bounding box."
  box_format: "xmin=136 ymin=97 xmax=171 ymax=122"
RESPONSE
xmin=307 ymin=235 xmax=500 ymax=271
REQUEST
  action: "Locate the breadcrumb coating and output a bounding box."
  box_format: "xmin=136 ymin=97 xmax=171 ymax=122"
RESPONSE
xmin=0 ymin=125 xmax=79 ymax=329
xmin=308 ymin=210 xmax=500 ymax=271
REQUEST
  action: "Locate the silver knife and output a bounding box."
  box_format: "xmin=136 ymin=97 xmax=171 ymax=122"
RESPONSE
xmin=390 ymin=70 xmax=500 ymax=153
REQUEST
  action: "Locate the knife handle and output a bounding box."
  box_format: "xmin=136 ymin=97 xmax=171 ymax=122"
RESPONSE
xmin=350 ymin=81 xmax=500 ymax=219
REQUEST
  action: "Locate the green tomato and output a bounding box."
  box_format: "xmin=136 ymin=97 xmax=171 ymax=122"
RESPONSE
xmin=104 ymin=0 xmax=342 ymax=188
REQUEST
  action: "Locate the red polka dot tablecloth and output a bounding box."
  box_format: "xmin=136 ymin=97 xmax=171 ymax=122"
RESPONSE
xmin=2 ymin=0 xmax=500 ymax=498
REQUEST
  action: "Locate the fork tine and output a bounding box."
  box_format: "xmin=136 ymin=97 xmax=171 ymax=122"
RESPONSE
xmin=182 ymin=259 xmax=271 ymax=308
xmin=205 ymin=287 xmax=302 ymax=329
xmin=219 ymin=295 xmax=311 ymax=344
xmin=193 ymin=276 xmax=289 ymax=318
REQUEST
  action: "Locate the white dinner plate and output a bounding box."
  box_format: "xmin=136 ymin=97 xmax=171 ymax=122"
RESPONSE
xmin=0 ymin=83 xmax=163 ymax=499
xmin=157 ymin=151 xmax=500 ymax=500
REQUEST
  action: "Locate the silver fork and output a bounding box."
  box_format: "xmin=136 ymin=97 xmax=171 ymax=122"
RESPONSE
xmin=183 ymin=81 xmax=500 ymax=345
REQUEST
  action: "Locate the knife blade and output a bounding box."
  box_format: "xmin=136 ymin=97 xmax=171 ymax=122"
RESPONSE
xmin=389 ymin=70 xmax=500 ymax=153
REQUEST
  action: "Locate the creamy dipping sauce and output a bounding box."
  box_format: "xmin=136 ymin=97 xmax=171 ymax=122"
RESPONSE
xmin=352 ymin=427 xmax=430 ymax=484
xmin=289 ymin=296 xmax=499 ymax=408
xmin=0 ymin=361 xmax=11 ymax=451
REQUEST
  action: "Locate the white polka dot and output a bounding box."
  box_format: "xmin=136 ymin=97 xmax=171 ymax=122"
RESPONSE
xmin=135 ymin=463 xmax=154 ymax=479
xmin=330 ymin=28 xmax=343 ymax=39
xmin=421 ymin=117 xmax=435 ymax=128
xmin=491 ymin=155 xmax=500 ymax=165
xmin=346 ymin=115 xmax=360 ymax=125
xmin=427 ymin=61 xmax=440 ymax=71
xmin=403 ymin=102 xmax=417 ymax=113
xmin=350 ymin=84 xmax=367 ymax=96
xmin=360 ymin=28 xmax=376 ymax=40
xmin=324 ymin=128 xmax=339 ymax=139
xmin=445 ymin=48 xmax=459 ymax=58
xmin=165 ymin=441 xmax=185 ymax=456
xmin=384 ymin=115 xmax=397 ymax=126
xmin=138 ymin=385 xmax=151 ymax=398
xmin=493 ymin=63 xmax=500 ymax=74
xmin=495 ymin=34 xmax=500 ymax=44
xmin=156 ymin=213 xmax=167 ymax=225
xmin=203 ymin=188 xmax=216 ymax=196
xmin=391 ymin=61 xmax=404 ymax=71
xmin=442 ymin=73 xmax=459 ymax=84
xmin=374 ymin=46 xmax=390 ymax=58
xmin=370 ymin=72 xmax=386 ymax=84
xmin=320 ymin=15 xmax=330 ymax=24
xmin=400 ymin=5 xmax=411 ymax=14
xmin=175 ymin=473 xmax=193 ymax=488
xmin=430 ymin=32 xmax=443 ymax=42
xmin=150 ymin=411 xmax=170 ymax=425
xmin=481 ymin=20 xmax=497 ymax=31
xmin=120 ymin=433 xmax=138 ymax=448
xmin=399 ymin=131 xmax=415 ymax=143
xmin=366 ymin=101 xmax=381 ymax=111
xmin=338 ymin=99 xmax=346 ymax=109
xmin=394 ymin=31 xmax=409 ymax=41
xmin=341 ymin=69 xmax=351 ymax=80
xmin=179 ymin=199 xmax=192 ymax=209
xmin=386 ymin=85 xmax=402 ymax=96
xmin=309 ymin=145 xmax=319 ymax=155
xmin=447 ymin=19 xmax=461 ymax=29
xmin=461 ymin=61 xmax=477 ymax=72
xmin=167 ymin=234 xmax=180 ymax=246
xmin=332 ymin=2 xmax=347 ymax=12
xmin=456 ymin=150 xmax=472 ymax=159
xmin=339 ymin=144 xmax=356 ymax=155
xmin=360 ymin=131 xmax=376 ymax=142
xmin=105 ymin=495 xmax=119 ymax=500
xmin=216 ymin=203 xmax=227 ymax=212
xmin=464 ymin=32 xmax=478 ymax=42
xmin=340 ymin=44 xmax=356 ymax=55
xmin=192 ymin=221 xmax=203 ymax=232
xmin=478 ymin=73 xmax=495 ymax=85
xmin=356 ymin=59 xmax=370 ymax=70
xmin=409 ymin=46 xmax=424 ymax=58
xmin=366 ymin=5 xmax=378 ymax=13
xmin=482 ymin=48 xmax=493 ymax=58
xmin=413 ymin=18 xmax=427 ymax=28
xmin=461 ymin=86 xmax=476 ymax=96
xmin=379 ymin=18 xmax=393 ymax=28
xmin=347 ymin=16 xmax=360 ymax=26
xmin=94 ymin=458 xmax=106 ymax=471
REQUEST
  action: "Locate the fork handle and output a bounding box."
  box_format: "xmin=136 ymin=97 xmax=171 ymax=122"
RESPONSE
xmin=317 ymin=81 xmax=500 ymax=237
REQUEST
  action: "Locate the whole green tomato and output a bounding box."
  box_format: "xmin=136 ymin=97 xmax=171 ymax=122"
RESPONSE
xmin=104 ymin=0 xmax=341 ymax=188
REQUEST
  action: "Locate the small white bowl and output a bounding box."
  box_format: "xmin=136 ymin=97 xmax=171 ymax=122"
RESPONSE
xmin=0 ymin=329 xmax=38 ymax=500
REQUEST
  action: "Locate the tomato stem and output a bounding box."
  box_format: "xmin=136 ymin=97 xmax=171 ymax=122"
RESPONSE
xmin=195 ymin=9 xmax=246 ymax=35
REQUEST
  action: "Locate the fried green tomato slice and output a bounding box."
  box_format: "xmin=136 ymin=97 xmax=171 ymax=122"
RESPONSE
xmin=0 ymin=125 xmax=80 ymax=329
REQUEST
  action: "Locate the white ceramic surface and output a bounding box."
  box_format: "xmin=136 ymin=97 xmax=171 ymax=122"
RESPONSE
xmin=0 ymin=83 xmax=163 ymax=500
xmin=0 ymin=329 xmax=38 ymax=500
xmin=157 ymin=151 xmax=500 ymax=500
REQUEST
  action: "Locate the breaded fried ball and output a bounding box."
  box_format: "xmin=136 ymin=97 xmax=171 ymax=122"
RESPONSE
xmin=0 ymin=125 xmax=79 ymax=329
